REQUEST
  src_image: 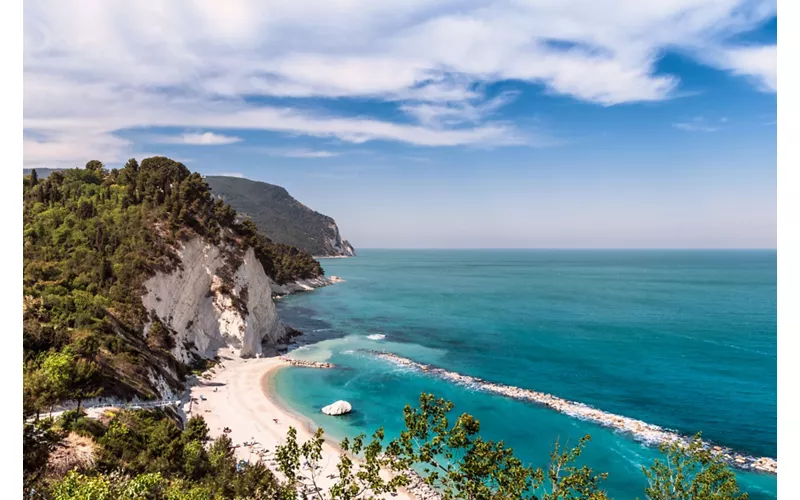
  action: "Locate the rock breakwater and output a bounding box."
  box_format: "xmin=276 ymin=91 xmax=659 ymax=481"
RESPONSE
xmin=366 ymin=350 xmax=777 ymax=475
xmin=279 ymin=356 xmax=335 ymax=369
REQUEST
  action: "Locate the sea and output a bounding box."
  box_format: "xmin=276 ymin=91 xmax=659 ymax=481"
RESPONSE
xmin=272 ymin=249 xmax=777 ymax=499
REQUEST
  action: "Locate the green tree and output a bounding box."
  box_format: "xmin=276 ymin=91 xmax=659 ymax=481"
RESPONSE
xmin=540 ymin=436 xmax=608 ymax=500
xmin=30 ymin=168 xmax=39 ymax=186
xmin=23 ymin=365 xmax=57 ymax=419
xmin=182 ymin=415 xmax=210 ymax=444
xmin=39 ymin=349 xmax=100 ymax=410
xmin=50 ymin=470 xmax=165 ymax=500
xmin=641 ymin=434 xmax=747 ymax=500
xmin=85 ymin=160 xmax=105 ymax=173
xmin=275 ymin=425 xmax=409 ymax=500
xmin=385 ymin=393 xmax=612 ymax=500
xmin=273 ymin=393 xmax=610 ymax=500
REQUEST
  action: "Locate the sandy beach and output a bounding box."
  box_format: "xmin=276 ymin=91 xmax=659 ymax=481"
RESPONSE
xmin=182 ymin=350 xmax=421 ymax=499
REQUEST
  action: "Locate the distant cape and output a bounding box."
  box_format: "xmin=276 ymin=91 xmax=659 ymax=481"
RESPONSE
xmin=205 ymin=175 xmax=355 ymax=258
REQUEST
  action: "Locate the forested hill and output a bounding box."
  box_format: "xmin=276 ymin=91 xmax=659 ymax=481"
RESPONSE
xmin=23 ymin=167 xmax=63 ymax=179
xmin=22 ymin=158 xmax=322 ymax=409
xmin=206 ymin=176 xmax=356 ymax=257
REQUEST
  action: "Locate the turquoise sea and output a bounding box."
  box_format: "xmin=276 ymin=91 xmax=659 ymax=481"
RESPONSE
xmin=273 ymin=250 xmax=777 ymax=499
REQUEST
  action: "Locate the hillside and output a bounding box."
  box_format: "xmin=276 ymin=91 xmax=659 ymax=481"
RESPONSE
xmin=23 ymin=158 xmax=323 ymax=408
xmin=23 ymin=168 xmax=63 ymax=178
xmin=205 ymin=176 xmax=356 ymax=257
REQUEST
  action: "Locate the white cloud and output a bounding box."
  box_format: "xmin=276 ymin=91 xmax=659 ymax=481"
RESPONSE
xmin=153 ymin=132 xmax=243 ymax=145
xmin=23 ymin=0 xmax=776 ymax=167
xmin=709 ymin=45 xmax=776 ymax=92
xmin=262 ymin=148 xmax=340 ymax=158
xmin=399 ymin=91 xmax=519 ymax=127
xmin=672 ymin=117 xmax=721 ymax=132
xmin=673 ymin=122 xmax=719 ymax=132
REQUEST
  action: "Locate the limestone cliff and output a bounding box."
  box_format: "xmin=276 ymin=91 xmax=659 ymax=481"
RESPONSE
xmin=325 ymin=221 xmax=356 ymax=257
xmin=142 ymin=237 xmax=287 ymax=363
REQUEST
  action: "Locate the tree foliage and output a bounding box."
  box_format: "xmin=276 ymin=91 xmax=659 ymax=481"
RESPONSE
xmin=641 ymin=434 xmax=748 ymax=500
xmin=31 ymin=395 xmax=750 ymax=500
xmin=41 ymin=409 xmax=285 ymax=499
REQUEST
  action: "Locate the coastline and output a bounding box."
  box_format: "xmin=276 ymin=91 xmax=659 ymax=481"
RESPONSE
xmin=183 ymin=350 xmax=426 ymax=499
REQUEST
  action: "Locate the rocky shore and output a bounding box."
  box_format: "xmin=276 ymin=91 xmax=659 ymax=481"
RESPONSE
xmin=279 ymin=356 xmax=335 ymax=369
xmin=367 ymin=350 xmax=777 ymax=475
xmin=272 ymin=275 xmax=345 ymax=298
xmin=401 ymin=469 xmax=443 ymax=500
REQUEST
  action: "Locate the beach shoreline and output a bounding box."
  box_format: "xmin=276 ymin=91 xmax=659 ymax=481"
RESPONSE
xmin=182 ymin=350 xmax=428 ymax=499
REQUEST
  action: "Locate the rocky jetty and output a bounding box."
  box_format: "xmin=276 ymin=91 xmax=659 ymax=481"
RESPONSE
xmin=321 ymin=400 xmax=352 ymax=416
xmin=367 ymin=350 xmax=777 ymax=475
xmin=279 ymin=356 xmax=335 ymax=369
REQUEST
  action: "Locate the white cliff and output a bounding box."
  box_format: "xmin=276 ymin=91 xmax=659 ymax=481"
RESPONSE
xmin=142 ymin=237 xmax=285 ymax=363
xmin=324 ymin=222 xmax=356 ymax=257
xmin=270 ymin=275 xmax=344 ymax=297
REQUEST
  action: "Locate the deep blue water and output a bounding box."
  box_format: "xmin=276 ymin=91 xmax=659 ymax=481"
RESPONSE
xmin=273 ymin=250 xmax=777 ymax=498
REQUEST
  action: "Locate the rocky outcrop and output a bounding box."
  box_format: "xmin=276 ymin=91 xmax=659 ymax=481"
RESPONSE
xmin=142 ymin=237 xmax=286 ymax=363
xmin=321 ymin=400 xmax=352 ymax=416
xmin=323 ymin=222 xmax=356 ymax=257
xmin=270 ymin=275 xmax=344 ymax=297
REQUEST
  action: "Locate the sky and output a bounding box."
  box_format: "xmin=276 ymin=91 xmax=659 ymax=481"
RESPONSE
xmin=23 ymin=1 xmax=777 ymax=248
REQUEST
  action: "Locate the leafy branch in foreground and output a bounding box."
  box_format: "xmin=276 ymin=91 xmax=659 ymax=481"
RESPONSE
xmin=275 ymin=425 xmax=410 ymax=500
xmin=641 ymin=434 xmax=748 ymax=500
xmin=389 ymin=393 xmax=609 ymax=500
xmin=30 ymin=394 xmax=750 ymax=500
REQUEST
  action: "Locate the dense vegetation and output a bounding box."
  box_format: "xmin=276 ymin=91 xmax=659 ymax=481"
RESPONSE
xmin=25 ymin=409 xmax=286 ymax=498
xmin=23 ymin=158 xmax=323 ymax=406
xmin=24 ymin=394 xmax=748 ymax=499
xmin=206 ymin=176 xmax=355 ymax=257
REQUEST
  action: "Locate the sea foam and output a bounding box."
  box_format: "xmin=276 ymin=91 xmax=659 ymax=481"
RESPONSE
xmin=365 ymin=350 xmax=777 ymax=475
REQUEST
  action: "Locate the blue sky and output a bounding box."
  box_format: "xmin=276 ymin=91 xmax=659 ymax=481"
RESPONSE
xmin=24 ymin=1 xmax=776 ymax=248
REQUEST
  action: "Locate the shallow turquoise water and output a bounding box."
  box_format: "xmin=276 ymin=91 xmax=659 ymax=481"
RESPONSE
xmin=273 ymin=250 xmax=777 ymax=498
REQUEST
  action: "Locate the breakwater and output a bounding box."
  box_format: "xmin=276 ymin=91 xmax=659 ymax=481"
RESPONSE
xmin=366 ymin=350 xmax=777 ymax=475
xmin=279 ymin=356 xmax=335 ymax=369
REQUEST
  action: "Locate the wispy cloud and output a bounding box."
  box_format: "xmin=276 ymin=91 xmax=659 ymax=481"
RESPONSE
xmin=704 ymin=45 xmax=777 ymax=92
xmin=399 ymin=91 xmax=519 ymax=128
xmin=261 ymin=148 xmax=340 ymax=158
xmin=23 ymin=1 xmax=776 ymax=167
xmin=672 ymin=117 xmax=723 ymax=133
xmin=152 ymin=132 xmax=243 ymax=146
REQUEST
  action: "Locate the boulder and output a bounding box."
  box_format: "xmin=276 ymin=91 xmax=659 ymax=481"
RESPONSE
xmin=321 ymin=400 xmax=352 ymax=416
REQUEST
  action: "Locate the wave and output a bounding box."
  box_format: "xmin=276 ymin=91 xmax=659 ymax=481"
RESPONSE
xmin=364 ymin=350 xmax=776 ymax=475
xmin=366 ymin=334 xmax=386 ymax=340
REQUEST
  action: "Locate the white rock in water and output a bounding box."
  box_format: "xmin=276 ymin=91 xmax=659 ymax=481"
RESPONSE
xmin=321 ymin=400 xmax=352 ymax=416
